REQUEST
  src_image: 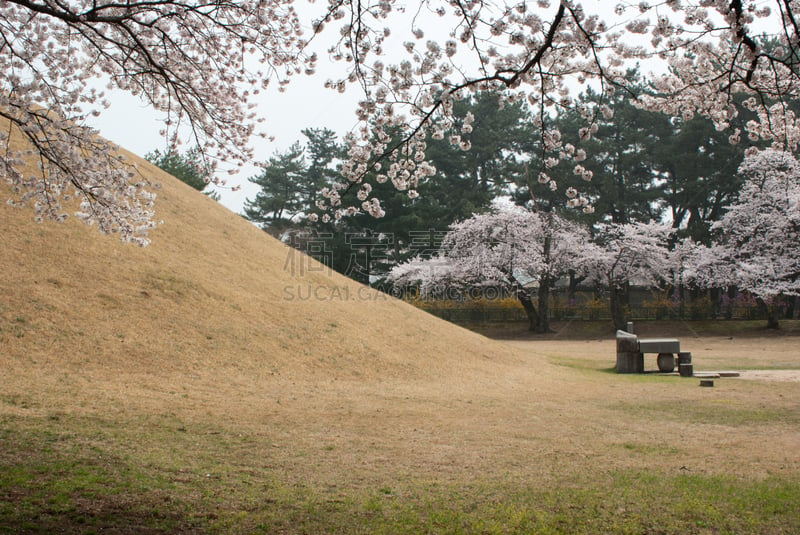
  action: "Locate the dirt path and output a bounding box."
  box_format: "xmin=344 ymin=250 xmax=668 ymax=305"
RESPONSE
xmin=737 ymin=369 xmax=800 ymax=382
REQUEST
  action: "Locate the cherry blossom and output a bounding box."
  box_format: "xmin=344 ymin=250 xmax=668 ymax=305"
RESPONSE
xmin=318 ymin=0 xmax=800 ymax=219
xmin=702 ymin=149 xmax=800 ymax=302
xmin=588 ymin=221 xmax=674 ymax=329
xmin=4 ymin=0 xmax=800 ymax=240
xmin=388 ymin=206 xmax=591 ymax=332
xmin=1 ymin=0 xmax=311 ymax=243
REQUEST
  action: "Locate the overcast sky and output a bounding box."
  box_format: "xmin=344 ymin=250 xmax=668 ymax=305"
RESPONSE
xmin=86 ymin=69 xmax=363 ymax=215
xmin=83 ymin=1 xmax=549 ymax=215
xmin=83 ymin=2 xmax=595 ymax=215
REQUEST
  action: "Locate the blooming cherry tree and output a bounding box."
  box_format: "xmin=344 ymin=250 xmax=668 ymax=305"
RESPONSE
xmin=589 ymin=221 xmax=674 ymax=330
xmin=698 ymin=149 xmax=800 ymax=327
xmin=389 ymin=206 xmax=591 ymax=332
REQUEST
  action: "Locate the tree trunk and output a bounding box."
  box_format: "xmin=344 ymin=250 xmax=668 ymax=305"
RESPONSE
xmin=724 ymin=286 xmax=738 ymax=320
xmin=710 ymin=287 xmax=722 ymax=320
xmin=609 ymin=279 xmax=629 ymax=331
xmin=757 ymin=298 xmax=781 ymax=329
xmin=536 ymin=274 xmax=553 ymax=333
xmin=786 ymin=296 xmax=798 ymax=319
xmin=567 ymin=270 xmax=586 ymax=305
xmin=534 ymin=234 xmax=554 ymax=333
xmin=517 ymin=290 xmax=541 ymax=332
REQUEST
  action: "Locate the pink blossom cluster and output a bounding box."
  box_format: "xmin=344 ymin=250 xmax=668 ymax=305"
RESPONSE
xmin=388 ymin=206 xmax=597 ymax=295
xmin=4 ymin=0 xmax=800 ymax=240
xmin=391 ymin=149 xmax=799 ymax=308
xmin=685 ymin=149 xmax=800 ymax=300
xmin=319 ymin=0 xmax=799 ymax=218
xmin=1 ymin=0 xmax=312 ymax=243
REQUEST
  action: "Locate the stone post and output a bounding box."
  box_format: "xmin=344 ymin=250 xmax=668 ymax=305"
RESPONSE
xmin=616 ymin=330 xmax=643 ymax=373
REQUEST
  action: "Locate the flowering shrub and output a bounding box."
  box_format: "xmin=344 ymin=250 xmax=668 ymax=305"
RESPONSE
xmin=407 ymin=296 xmax=523 ymax=313
xmin=642 ymin=292 xmax=679 ymax=320
xmin=579 ymin=298 xmax=609 ymax=321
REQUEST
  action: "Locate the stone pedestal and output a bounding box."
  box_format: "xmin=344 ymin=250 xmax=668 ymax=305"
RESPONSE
xmin=616 ymin=330 xmax=643 ymax=373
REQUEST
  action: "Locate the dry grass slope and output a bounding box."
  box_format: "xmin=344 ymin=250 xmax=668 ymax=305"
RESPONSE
xmin=0 ymin=117 xmax=550 ymax=423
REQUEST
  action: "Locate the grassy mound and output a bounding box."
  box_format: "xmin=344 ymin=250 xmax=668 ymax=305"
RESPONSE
xmin=0 ymin=116 xmax=543 ymax=419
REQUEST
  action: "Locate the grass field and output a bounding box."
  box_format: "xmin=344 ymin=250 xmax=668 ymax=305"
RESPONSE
xmin=1 ymin=118 xmax=798 ymax=533
xmin=2 ymin=330 xmax=798 ymax=534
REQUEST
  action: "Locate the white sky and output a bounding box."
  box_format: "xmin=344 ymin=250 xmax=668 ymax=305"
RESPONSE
xmin=86 ymin=65 xmax=366 ymax=215
xmin=81 ymin=0 xmax=661 ymax=216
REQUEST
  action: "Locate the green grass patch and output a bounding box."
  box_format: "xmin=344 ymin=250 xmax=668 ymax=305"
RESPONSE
xmin=0 ymin=420 xmax=196 ymax=533
xmin=681 ymin=319 xmax=800 ymax=337
xmin=547 ymin=355 xmax=618 ymax=374
xmin=1 ymin=415 xmax=798 ymax=534
xmin=618 ymin=441 xmax=683 ymax=456
xmin=611 ymin=398 xmax=800 ymax=427
xmin=207 ymin=473 xmax=799 ymax=534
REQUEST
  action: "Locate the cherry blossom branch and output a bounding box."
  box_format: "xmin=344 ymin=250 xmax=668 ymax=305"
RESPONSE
xmin=1 ymin=0 xmax=313 ymax=242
